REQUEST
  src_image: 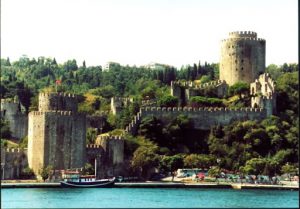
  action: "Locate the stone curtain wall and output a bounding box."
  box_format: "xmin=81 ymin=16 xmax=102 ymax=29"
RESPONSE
xmin=126 ymin=107 xmax=267 ymax=134
xmin=0 ymin=100 xmax=28 ymax=140
xmin=171 ymin=80 xmax=228 ymax=105
xmin=111 ymin=97 xmax=133 ymax=115
xmin=44 ymin=111 xmax=86 ymax=170
xmin=251 ymin=73 xmax=276 ymax=116
xmin=94 ymin=135 xmax=124 ymax=178
xmin=220 ymin=31 xmax=266 ymax=85
xmin=28 ymin=111 xmax=86 ymax=174
xmin=1 ymin=148 xmax=28 ymax=179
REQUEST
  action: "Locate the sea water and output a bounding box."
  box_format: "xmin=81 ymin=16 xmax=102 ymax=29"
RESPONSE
xmin=2 ymin=188 xmax=299 ymax=208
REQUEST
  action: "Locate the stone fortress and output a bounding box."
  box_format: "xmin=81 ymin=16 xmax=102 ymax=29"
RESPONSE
xmin=124 ymin=31 xmax=275 ymax=135
xmin=1 ymin=31 xmax=276 ymax=180
xmin=28 ymin=93 xmax=86 ymax=175
xmin=220 ymin=31 xmax=266 ymax=85
xmin=1 ymin=97 xmax=28 ymax=140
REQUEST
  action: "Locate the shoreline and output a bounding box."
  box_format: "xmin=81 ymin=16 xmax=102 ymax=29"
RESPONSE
xmin=1 ymin=181 xmax=298 ymax=190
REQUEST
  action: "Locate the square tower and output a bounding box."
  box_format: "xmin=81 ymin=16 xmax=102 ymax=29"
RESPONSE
xmin=28 ymin=93 xmax=86 ymax=175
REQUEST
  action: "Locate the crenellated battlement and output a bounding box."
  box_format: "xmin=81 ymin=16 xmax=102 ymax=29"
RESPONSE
xmin=39 ymin=92 xmax=77 ymax=98
xmin=38 ymin=92 xmax=80 ymax=112
xmin=126 ymin=105 xmax=267 ymax=134
xmin=1 ymin=99 xmax=17 ymax=104
xmin=97 ymin=135 xmax=124 ymax=141
xmin=140 ymin=106 xmax=264 ymax=113
xmin=228 ymin=31 xmax=257 ymax=38
xmin=141 ymin=99 xmax=157 ymax=106
xmin=171 ymin=80 xmax=226 ymax=89
xmin=111 ymin=97 xmax=133 ymax=102
xmin=111 ymin=97 xmax=134 ymax=115
xmin=86 ymin=144 xmax=102 ymax=149
xmin=221 ymin=37 xmax=265 ymax=43
xmin=29 ymin=111 xmax=74 ymax=116
xmin=3 ymin=148 xmax=27 ymax=153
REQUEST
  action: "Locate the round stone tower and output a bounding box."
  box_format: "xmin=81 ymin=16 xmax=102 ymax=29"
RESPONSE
xmin=220 ymin=31 xmax=266 ymax=85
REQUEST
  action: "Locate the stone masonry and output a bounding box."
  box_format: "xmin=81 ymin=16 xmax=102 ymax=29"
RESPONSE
xmin=171 ymin=80 xmax=228 ymax=105
xmin=111 ymin=97 xmax=133 ymax=115
xmin=1 ymin=148 xmax=28 ymax=179
xmin=220 ymin=31 xmax=266 ymax=85
xmin=251 ymin=73 xmax=276 ymax=116
xmin=28 ymin=93 xmax=86 ymax=175
xmin=0 ymin=97 xmax=28 ymax=140
xmin=125 ymin=106 xmax=267 ymax=135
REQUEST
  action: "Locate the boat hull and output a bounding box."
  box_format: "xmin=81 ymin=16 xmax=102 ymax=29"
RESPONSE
xmin=60 ymin=179 xmax=115 ymax=188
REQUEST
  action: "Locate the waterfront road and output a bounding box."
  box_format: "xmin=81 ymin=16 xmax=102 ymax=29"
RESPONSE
xmin=1 ymin=181 xmax=298 ymax=190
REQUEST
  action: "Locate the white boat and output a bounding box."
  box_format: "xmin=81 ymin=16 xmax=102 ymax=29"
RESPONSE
xmin=60 ymin=158 xmax=115 ymax=188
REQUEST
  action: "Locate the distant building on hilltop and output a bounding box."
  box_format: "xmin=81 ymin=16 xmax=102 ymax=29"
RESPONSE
xmin=144 ymin=62 xmax=174 ymax=70
xmin=103 ymin=61 xmax=121 ymax=71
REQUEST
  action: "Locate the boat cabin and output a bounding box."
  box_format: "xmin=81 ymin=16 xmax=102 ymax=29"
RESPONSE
xmin=62 ymin=171 xmax=96 ymax=182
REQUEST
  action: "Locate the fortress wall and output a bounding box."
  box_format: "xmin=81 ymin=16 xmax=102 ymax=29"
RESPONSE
xmin=126 ymin=107 xmax=267 ymax=134
xmin=86 ymin=115 xmax=107 ymax=133
xmin=95 ymin=135 xmax=124 ymax=178
xmin=38 ymin=93 xmax=79 ymax=112
xmin=1 ymin=148 xmax=28 ymax=179
xmin=171 ymin=80 xmax=228 ymax=102
xmin=28 ymin=111 xmax=86 ymax=174
xmin=111 ymin=97 xmax=133 ymax=115
xmin=28 ymin=112 xmax=46 ymax=174
xmin=142 ymin=107 xmax=266 ymax=129
xmin=1 ymin=101 xmax=28 ymax=140
xmin=44 ymin=112 xmax=86 ymax=170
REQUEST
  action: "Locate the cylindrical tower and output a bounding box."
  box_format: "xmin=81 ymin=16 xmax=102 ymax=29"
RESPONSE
xmin=219 ymin=31 xmax=266 ymax=85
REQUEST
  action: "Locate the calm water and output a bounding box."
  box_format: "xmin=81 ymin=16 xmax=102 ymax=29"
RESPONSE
xmin=2 ymin=188 xmax=299 ymax=208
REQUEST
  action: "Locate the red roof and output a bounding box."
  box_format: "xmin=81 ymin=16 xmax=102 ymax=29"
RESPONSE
xmin=62 ymin=171 xmax=80 ymax=174
xmin=80 ymin=175 xmax=96 ymax=178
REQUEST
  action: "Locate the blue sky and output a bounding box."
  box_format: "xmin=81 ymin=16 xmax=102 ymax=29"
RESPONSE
xmin=1 ymin=0 xmax=298 ymax=67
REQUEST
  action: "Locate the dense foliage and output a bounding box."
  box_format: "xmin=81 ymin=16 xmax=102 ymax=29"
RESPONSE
xmin=1 ymin=56 xmax=298 ymax=178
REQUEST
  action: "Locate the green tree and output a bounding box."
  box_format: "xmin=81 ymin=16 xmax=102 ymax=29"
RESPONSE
xmin=19 ymin=136 xmax=28 ymax=148
xmin=189 ymin=96 xmax=224 ymax=107
xmin=83 ymin=163 xmax=95 ymax=175
xmin=241 ymin=158 xmax=267 ymax=175
xmin=208 ymin=166 xmax=221 ymax=177
xmin=281 ymin=164 xmax=298 ymax=179
xmin=159 ymin=154 xmax=184 ymax=180
xmin=0 ymin=119 xmax=11 ymax=139
xmin=158 ymin=95 xmax=178 ymax=107
xmin=86 ymin=128 xmax=98 ymax=144
xmin=184 ymin=154 xmax=214 ymax=169
xmin=131 ymin=140 xmax=159 ymax=179
xmin=200 ymin=75 xmax=211 ymax=83
xmin=20 ymin=167 xmax=35 ymax=179
xmin=39 ymin=165 xmax=53 ymax=181
xmin=139 ymin=116 xmax=164 ymax=143
xmin=228 ymin=82 xmax=249 ymax=98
